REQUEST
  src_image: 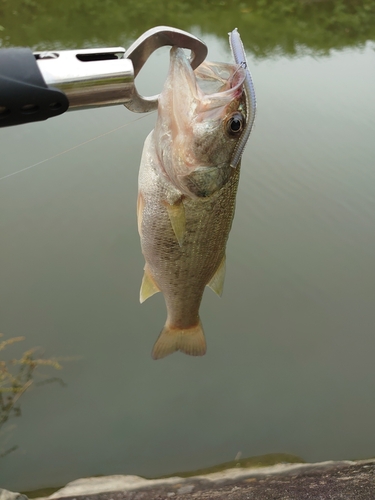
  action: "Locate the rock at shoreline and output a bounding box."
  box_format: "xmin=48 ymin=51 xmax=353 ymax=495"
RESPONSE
xmin=16 ymin=458 xmax=375 ymax=500
xmin=0 ymin=490 xmax=29 ymax=500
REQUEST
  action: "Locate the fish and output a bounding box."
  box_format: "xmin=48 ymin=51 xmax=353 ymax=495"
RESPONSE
xmin=137 ymin=30 xmax=255 ymax=359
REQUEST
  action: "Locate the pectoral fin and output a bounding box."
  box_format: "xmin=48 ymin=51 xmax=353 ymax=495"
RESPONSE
xmin=207 ymin=255 xmax=226 ymax=297
xmin=165 ymin=199 xmax=185 ymax=247
xmin=140 ymin=267 xmax=160 ymax=304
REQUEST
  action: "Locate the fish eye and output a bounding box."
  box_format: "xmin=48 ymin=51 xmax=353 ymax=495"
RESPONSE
xmin=226 ymin=112 xmax=245 ymax=137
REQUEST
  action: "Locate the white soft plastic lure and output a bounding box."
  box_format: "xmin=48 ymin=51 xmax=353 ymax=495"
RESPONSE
xmin=229 ymin=28 xmax=257 ymax=168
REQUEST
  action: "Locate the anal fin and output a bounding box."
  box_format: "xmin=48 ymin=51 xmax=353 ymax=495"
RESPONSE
xmin=165 ymin=199 xmax=185 ymax=247
xmin=207 ymin=255 xmax=226 ymax=297
xmin=140 ymin=267 xmax=160 ymax=304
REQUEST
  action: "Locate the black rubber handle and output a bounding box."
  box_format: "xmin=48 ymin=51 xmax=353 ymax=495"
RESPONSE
xmin=0 ymin=48 xmax=69 ymax=128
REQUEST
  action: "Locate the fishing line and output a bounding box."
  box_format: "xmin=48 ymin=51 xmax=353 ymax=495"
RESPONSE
xmin=0 ymin=113 xmax=153 ymax=182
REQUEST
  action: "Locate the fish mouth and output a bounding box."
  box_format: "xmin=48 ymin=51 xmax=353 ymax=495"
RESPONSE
xmin=195 ymin=59 xmax=246 ymax=103
xmin=158 ymin=47 xmax=246 ymax=133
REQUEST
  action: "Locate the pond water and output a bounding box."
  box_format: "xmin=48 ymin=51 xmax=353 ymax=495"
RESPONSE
xmin=1 ymin=0 xmax=375 ymax=493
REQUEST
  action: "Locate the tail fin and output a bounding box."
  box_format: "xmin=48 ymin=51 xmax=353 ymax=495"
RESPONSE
xmin=152 ymin=320 xmax=206 ymax=360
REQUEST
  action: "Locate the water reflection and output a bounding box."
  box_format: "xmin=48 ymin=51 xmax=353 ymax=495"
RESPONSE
xmin=0 ymin=0 xmax=374 ymax=56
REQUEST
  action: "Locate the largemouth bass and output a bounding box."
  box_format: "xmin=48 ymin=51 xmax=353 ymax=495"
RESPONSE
xmin=138 ymin=32 xmax=254 ymax=359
